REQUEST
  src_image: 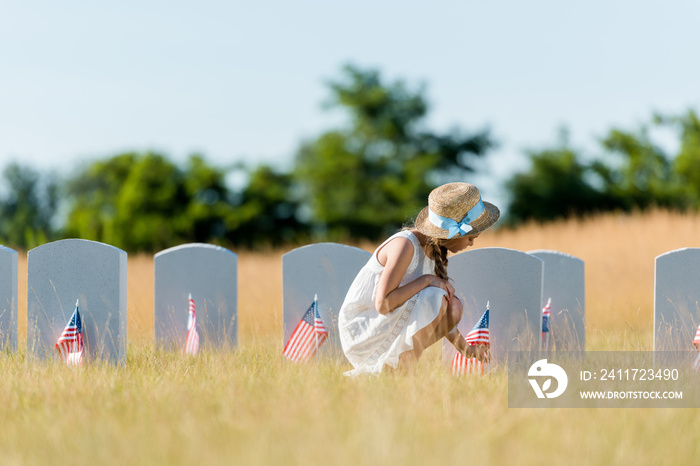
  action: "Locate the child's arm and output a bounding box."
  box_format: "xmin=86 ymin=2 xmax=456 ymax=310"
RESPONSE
xmin=374 ymin=237 xmax=453 ymax=315
xmin=447 ymin=329 xmax=489 ymax=362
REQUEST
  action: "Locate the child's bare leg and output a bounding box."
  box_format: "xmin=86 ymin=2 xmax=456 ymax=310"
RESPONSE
xmin=396 ymin=350 xmax=419 ymax=372
xmin=397 ymin=295 xmax=463 ymax=370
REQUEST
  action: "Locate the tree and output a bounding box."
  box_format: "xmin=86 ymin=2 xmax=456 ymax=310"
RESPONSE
xmin=180 ymin=154 xmax=237 ymax=243
xmin=504 ymin=110 xmax=700 ymax=224
xmin=658 ymin=110 xmax=700 ymax=208
xmin=65 ymin=152 xmax=238 ymax=251
xmin=0 ymin=162 xmax=58 ymax=249
xmin=597 ymin=126 xmax=676 ymax=210
xmin=64 ymin=152 xmax=307 ymax=250
xmin=111 ymin=153 xmax=188 ymax=250
xmin=65 ymin=153 xmax=138 ymax=245
xmin=294 ymin=64 xmax=494 ymax=240
xmin=505 ymin=130 xmax=622 ymax=224
xmin=224 ymin=164 xmax=309 ymax=248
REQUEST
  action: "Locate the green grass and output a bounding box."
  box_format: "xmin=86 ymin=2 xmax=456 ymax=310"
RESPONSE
xmin=2 ymin=331 xmax=698 ymax=466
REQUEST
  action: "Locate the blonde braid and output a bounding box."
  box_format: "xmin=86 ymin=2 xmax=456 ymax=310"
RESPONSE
xmin=428 ymin=238 xmax=449 ymax=281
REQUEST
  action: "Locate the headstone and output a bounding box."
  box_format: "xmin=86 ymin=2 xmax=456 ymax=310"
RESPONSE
xmin=154 ymin=243 xmax=238 ymax=350
xmin=529 ymin=250 xmax=586 ymax=351
xmin=283 ymin=243 xmax=371 ymax=358
xmin=27 ymin=239 xmax=127 ymax=363
xmin=0 ymin=246 xmax=18 ymax=351
xmin=654 ymin=248 xmax=700 ymax=351
xmin=443 ymin=247 xmax=543 ymax=366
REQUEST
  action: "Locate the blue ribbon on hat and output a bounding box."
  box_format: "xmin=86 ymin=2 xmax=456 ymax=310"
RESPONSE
xmin=428 ymin=199 xmax=485 ymax=239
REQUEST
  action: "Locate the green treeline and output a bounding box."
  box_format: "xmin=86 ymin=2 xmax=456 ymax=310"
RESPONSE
xmin=1 ymin=65 xmax=699 ymax=251
xmin=507 ymin=112 xmax=700 ymax=225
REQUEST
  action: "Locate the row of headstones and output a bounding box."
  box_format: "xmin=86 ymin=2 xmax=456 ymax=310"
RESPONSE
xmin=0 ymin=241 xmax=238 ymax=364
xmin=4 ymin=239 xmax=695 ymax=364
xmin=1 ymin=240 xmax=588 ymax=365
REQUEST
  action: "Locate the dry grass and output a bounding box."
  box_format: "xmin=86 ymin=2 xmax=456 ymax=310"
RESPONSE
xmin=6 ymin=209 xmax=700 ymax=465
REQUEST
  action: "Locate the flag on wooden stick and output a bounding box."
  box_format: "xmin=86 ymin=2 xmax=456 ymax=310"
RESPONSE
xmin=541 ymin=297 xmax=552 ymax=352
xmin=184 ymin=293 xmax=200 ymax=356
xmin=56 ymin=299 xmax=84 ymax=366
xmin=283 ymin=294 xmax=328 ymax=362
xmin=452 ymin=302 xmax=490 ymax=376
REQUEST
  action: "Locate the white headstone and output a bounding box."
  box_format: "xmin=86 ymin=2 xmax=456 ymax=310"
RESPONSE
xmin=27 ymin=239 xmax=127 ymax=363
xmin=0 ymin=246 xmax=18 ymax=351
xmin=154 ymin=243 xmax=238 ymax=350
xmin=282 ymin=243 xmax=371 ymax=358
xmin=443 ymin=247 xmax=543 ymax=365
xmin=654 ymin=248 xmax=700 ymax=351
xmin=529 ymin=250 xmax=586 ymax=351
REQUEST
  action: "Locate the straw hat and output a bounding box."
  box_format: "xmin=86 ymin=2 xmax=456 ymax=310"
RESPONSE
xmin=414 ymin=182 xmax=500 ymax=239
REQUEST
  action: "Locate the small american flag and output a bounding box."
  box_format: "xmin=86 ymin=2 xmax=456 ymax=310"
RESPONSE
xmin=184 ymin=294 xmax=200 ymax=356
xmin=692 ymin=324 xmax=700 ymax=371
xmin=56 ymin=299 xmax=84 ymax=366
xmin=541 ymin=297 xmax=552 ymax=352
xmin=452 ymin=302 xmax=490 ymax=376
xmin=283 ymin=294 xmax=328 ymax=362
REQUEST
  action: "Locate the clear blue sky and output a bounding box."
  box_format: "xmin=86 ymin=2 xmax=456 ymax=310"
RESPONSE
xmin=2 ymin=0 xmax=699 ymax=207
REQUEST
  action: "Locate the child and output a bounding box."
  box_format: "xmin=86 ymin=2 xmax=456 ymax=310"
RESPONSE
xmin=338 ymin=182 xmax=499 ymax=374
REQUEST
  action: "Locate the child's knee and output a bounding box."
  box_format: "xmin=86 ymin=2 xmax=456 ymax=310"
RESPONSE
xmin=439 ymin=294 xmax=450 ymax=318
xmin=447 ymin=296 xmax=463 ymax=324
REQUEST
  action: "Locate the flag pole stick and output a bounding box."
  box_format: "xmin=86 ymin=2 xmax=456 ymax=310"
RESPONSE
xmin=485 ymin=301 xmax=489 ymax=374
xmin=187 ymin=293 xmax=192 ymax=354
xmin=540 ymin=297 xmax=551 ymax=353
xmin=539 ymin=301 xmax=544 ymax=354
xmin=314 ymin=294 xmax=319 ymax=359
xmin=545 ymin=297 xmax=551 ymax=353
xmin=74 ymin=298 xmax=80 ymax=355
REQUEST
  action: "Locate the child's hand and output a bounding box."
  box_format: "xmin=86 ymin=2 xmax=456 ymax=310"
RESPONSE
xmin=423 ymin=275 xmax=455 ymax=300
xmin=465 ymin=344 xmax=489 ymax=363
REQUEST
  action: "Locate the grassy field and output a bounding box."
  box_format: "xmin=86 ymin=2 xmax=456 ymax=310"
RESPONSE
xmin=5 ymin=210 xmax=700 ymax=465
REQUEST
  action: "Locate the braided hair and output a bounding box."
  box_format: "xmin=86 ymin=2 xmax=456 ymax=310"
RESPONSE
xmin=427 ymin=237 xmax=449 ymax=281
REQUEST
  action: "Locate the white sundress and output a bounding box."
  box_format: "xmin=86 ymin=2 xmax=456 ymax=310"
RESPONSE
xmin=338 ymin=230 xmax=447 ymax=375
